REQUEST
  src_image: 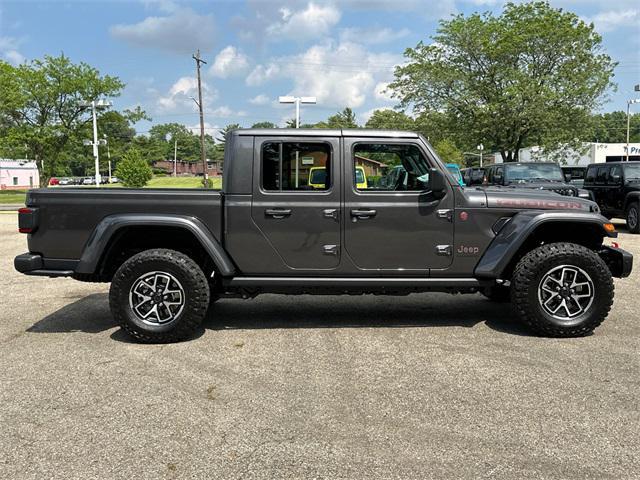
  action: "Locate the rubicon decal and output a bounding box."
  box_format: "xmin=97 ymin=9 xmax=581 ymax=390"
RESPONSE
xmin=496 ymin=199 xmax=585 ymax=210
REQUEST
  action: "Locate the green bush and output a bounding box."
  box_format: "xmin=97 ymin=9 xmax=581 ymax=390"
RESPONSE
xmin=115 ymin=149 xmax=153 ymax=188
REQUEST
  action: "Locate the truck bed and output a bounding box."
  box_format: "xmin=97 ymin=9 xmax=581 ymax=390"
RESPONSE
xmin=25 ymin=188 xmax=223 ymax=259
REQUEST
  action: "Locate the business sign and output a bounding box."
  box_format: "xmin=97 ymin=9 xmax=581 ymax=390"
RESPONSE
xmin=301 ymin=156 xmax=315 ymax=165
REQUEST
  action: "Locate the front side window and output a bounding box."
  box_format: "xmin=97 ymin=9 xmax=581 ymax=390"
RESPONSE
xmin=596 ymin=167 xmax=608 ymax=183
xmin=585 ymin=166 xmax=597 ymax=183
xmin=262 ymin=142 xmax=331 ymax=191
xmin=354 ymin=143 xmax=431 ymax=191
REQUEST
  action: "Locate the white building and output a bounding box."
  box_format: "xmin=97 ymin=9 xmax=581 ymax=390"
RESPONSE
xmin=493 ymin=142 xmax=640 ymax=165
xmin=0 ymin=160 xmax=40 ymax=190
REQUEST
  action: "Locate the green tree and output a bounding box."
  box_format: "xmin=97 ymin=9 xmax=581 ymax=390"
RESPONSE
xmin=325 ymin=108 xmax=358 ymax=129
xmin=251 ymin=121 xmax=278 ymax=129
xmin=115 ymin=148 xmax=152 ymax=188
xmin=365 ymin=110 xmax=415 ymax=130
xmin=434 ymin=139 xmax=464 ymax=165
xmin=390 ymin=1 xmax=616 ymax=162
xmin=0 ymin=55 xmax=125 ymax=185
xmin=590 ymin=112 xmax=640 ymax=144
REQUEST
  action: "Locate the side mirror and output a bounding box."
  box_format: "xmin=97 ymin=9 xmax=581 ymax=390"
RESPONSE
xmin=610 ymin=174 xmax=621 ymax=184
xmin=426 ymin=168 xmax=447 ymax=199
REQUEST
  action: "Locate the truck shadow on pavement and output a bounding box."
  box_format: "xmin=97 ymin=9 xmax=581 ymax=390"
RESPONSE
xmin=26 ymin=292 xmax=533 ymax=340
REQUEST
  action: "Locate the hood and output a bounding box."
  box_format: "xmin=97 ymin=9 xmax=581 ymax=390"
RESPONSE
xmin=483 ymin=187 xmax=597 ymax=212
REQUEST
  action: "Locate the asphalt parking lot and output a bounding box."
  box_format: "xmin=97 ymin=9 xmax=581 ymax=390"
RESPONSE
xmin=1 ymin=211 xmax=639 ymax=480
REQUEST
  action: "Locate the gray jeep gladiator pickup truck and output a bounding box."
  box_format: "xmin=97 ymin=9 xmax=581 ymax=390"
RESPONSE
xmin=15 ymin=129 xmax=633 ymax=342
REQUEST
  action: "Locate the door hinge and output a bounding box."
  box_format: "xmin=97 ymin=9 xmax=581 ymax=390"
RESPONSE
xmin=436 ymin=209 xmax=453 ymax=222
xmin=323 ymin=244 xmax=339 ymax=256
xmin=435 ymin=245 xmax=452 ymax=256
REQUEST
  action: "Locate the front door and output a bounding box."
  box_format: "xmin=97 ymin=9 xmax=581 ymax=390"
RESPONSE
xmin=251 ymin=136 xmax=341 ymax=271
xmin=343 ymin=139 xmax=455 ymax=273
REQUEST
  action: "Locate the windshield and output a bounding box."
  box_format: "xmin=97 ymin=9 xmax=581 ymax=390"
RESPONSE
xmin=505 ymin=164 xmax=564 ymax=183
xmin=624 ymin=164 xmax=640 ymax=180
xmin=355 ymin=169 xmax=365 ymax=183
xmin=309 ymin=169 xmax=326 ymax=184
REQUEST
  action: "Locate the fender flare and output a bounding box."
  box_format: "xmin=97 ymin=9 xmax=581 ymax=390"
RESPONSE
xmin=623 ymin=191 xmax=640 ymax=212
xmin=474 ymin=211 xmax=614 ymax=279
xmin=75 ymin=214 xmax=236 ymax=276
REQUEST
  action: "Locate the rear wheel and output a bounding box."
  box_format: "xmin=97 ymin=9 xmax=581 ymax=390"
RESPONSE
xmin=625 ymin=202 xmax=639 ymax=233
xmin=109 ymin=249 xmax=210 ymax=343
xmin=511 ymin=243 xmax=614 ymax=337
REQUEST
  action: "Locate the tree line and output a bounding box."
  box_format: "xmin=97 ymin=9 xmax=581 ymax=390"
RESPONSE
xmin=1 ymin=1 xmax=638 ymax=185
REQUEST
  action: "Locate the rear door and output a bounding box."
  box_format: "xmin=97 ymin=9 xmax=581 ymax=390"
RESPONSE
xmin=251 ymin=136 xmax=341 ymax=271
xmin=342 ymin=138 xmax=455 ymax=273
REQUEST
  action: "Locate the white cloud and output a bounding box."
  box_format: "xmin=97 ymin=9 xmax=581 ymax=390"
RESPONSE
xmin=249 ymin=94 xmax=271 ymax=105
xmin=209 ymin=45 xmax=249 ymax=78
xmin=374 ymin=82 xmax=394 ymax=102
xmin=110 ymin=8 xmax=215 ymax=53
xmin=246 ymin=63 xmax=281 ymax=86
xmin=584 ymin=9 xmax=639 ymax=32
xmin=339 ymin=27 xmax=410 ymax=45
xmin=0 ymin=36 xmax=25 ymax=65
xmin=247 ymin=41 xmax=402 ymax=108
xmin=156 ymin=76 xmax=218 ymax=113
xmin=266 ymin=3 xmax=340 ymax=40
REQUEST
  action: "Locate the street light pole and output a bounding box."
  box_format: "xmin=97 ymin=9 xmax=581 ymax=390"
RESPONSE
xmin=477 ymin=143 xmax=484 ymax=167
xmin=104 ymin=134 xmax=111 ymax=183
xmin=279 ymin=96 xmax=317 ymax=187
xmin=81 ymin=99 xmax=111 ymax=186
xmin=626 ymin=99 xmax=640 ymax=162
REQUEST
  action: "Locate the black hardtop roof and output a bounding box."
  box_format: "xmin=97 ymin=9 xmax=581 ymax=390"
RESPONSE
xmin=490 ymin=162 xmax=562 ymax=167
xmin=587 ymin=162 xmax=640 ymax=167
xmin=230 ymin=128 xmax=420 ymax=139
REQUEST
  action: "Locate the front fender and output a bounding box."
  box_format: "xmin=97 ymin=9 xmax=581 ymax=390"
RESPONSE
xmin=75 ymin=214 xmax=236 ymax=276
xmin=474 ymin=211 xmax=615 ymax=279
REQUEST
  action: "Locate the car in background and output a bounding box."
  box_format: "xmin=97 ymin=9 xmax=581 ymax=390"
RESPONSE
xmin=48 ymin=178 xmax=59 ymax=186
xmin=110 ymin=177 xmax=119 ymax=184
xmin=461 ymin=167 xmax=485 ymax=186
xmin=58 ymin=177 xmax=73 ymax=186
xmin=583 ymin=162 xmax=640 ymax=233
xmin=483 ymin=162 xmax=593 ymax=200
xmin=308 ymin=166 xmax=367 ymax=189
xmin=562 ymin=166 xmax=587 ymax=187
xmin=445 ymin=163 xmax=465 ymax=186
xmin=82 ymin=177 xmax=95 ymax=185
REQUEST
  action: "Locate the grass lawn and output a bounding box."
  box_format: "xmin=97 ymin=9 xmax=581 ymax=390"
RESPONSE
xmin=146 ymin=176 xmax=222 ymax=189
xmin=0 ymin=190 xmax=27 ymax=204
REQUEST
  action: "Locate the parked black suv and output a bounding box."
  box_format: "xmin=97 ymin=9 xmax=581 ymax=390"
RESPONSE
xmin=562 ymin=166 xmax=587 ymax=188
xmin=583 ymin=162 xmax=640 ymax=233
xmin=484 ymin=162 xmax=592 ymax=200
xmin=461 ymin=167 xmax=485 ymax=186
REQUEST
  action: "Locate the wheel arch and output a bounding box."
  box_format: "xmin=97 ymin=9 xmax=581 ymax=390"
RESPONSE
xmin=75 ymin=214 xmax=236 ymax=281
xmin=474 ymin=211 xmax=614 ymax=280
xmin=623 ymin=192 xmax=640 ymax=212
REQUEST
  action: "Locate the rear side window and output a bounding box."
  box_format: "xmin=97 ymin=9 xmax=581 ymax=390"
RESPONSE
xmin=596 ymin=167 xmax=608 ymax=184
xmin=262 ymin=142 xmax=331 ymax=191
xmin=585 ymin=166 xmax=597 ymax=183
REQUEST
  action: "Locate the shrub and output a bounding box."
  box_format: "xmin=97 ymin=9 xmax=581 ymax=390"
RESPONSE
xmin=115 ymin=149 xmax=153 ymax=188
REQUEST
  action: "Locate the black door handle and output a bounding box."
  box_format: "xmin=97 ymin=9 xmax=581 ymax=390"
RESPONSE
xmin=265 ymin=208 xmax=292 ymax=219
xmin=350 ymin=209 xmax=377 ymax=219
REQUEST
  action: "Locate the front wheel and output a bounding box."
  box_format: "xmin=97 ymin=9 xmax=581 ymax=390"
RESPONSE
xmin=109 ymin=249 xmax=210 ymax=343
xmin=625 ymin=202 xmax=640 ymax=233
xmin=511 ymin=243 xmax=614 ymax=337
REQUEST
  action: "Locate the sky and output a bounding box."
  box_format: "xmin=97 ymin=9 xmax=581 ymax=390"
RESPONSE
xmin=1 ymin=0 xmax=639 ymax=137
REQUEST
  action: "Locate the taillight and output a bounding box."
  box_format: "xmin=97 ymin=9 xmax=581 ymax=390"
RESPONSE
xmin=18 ymin=207 xmax=38 ymax=234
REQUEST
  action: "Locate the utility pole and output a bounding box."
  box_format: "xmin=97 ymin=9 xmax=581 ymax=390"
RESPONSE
xmin=192 ymin=50 xmax=208 ymax=187
xmin=104 ymin=134 xmax=112 ymax=183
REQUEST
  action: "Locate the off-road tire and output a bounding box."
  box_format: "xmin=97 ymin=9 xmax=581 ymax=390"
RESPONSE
xmin=625 ymin=201 xmax=640 ymax=233
xmin=481 ymin=284 xmax=511 ymax=302
xmin=109 ymin=249 xmax=210 ymax=343
xmin=511 ymin=243 xmax=614 ymax=337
